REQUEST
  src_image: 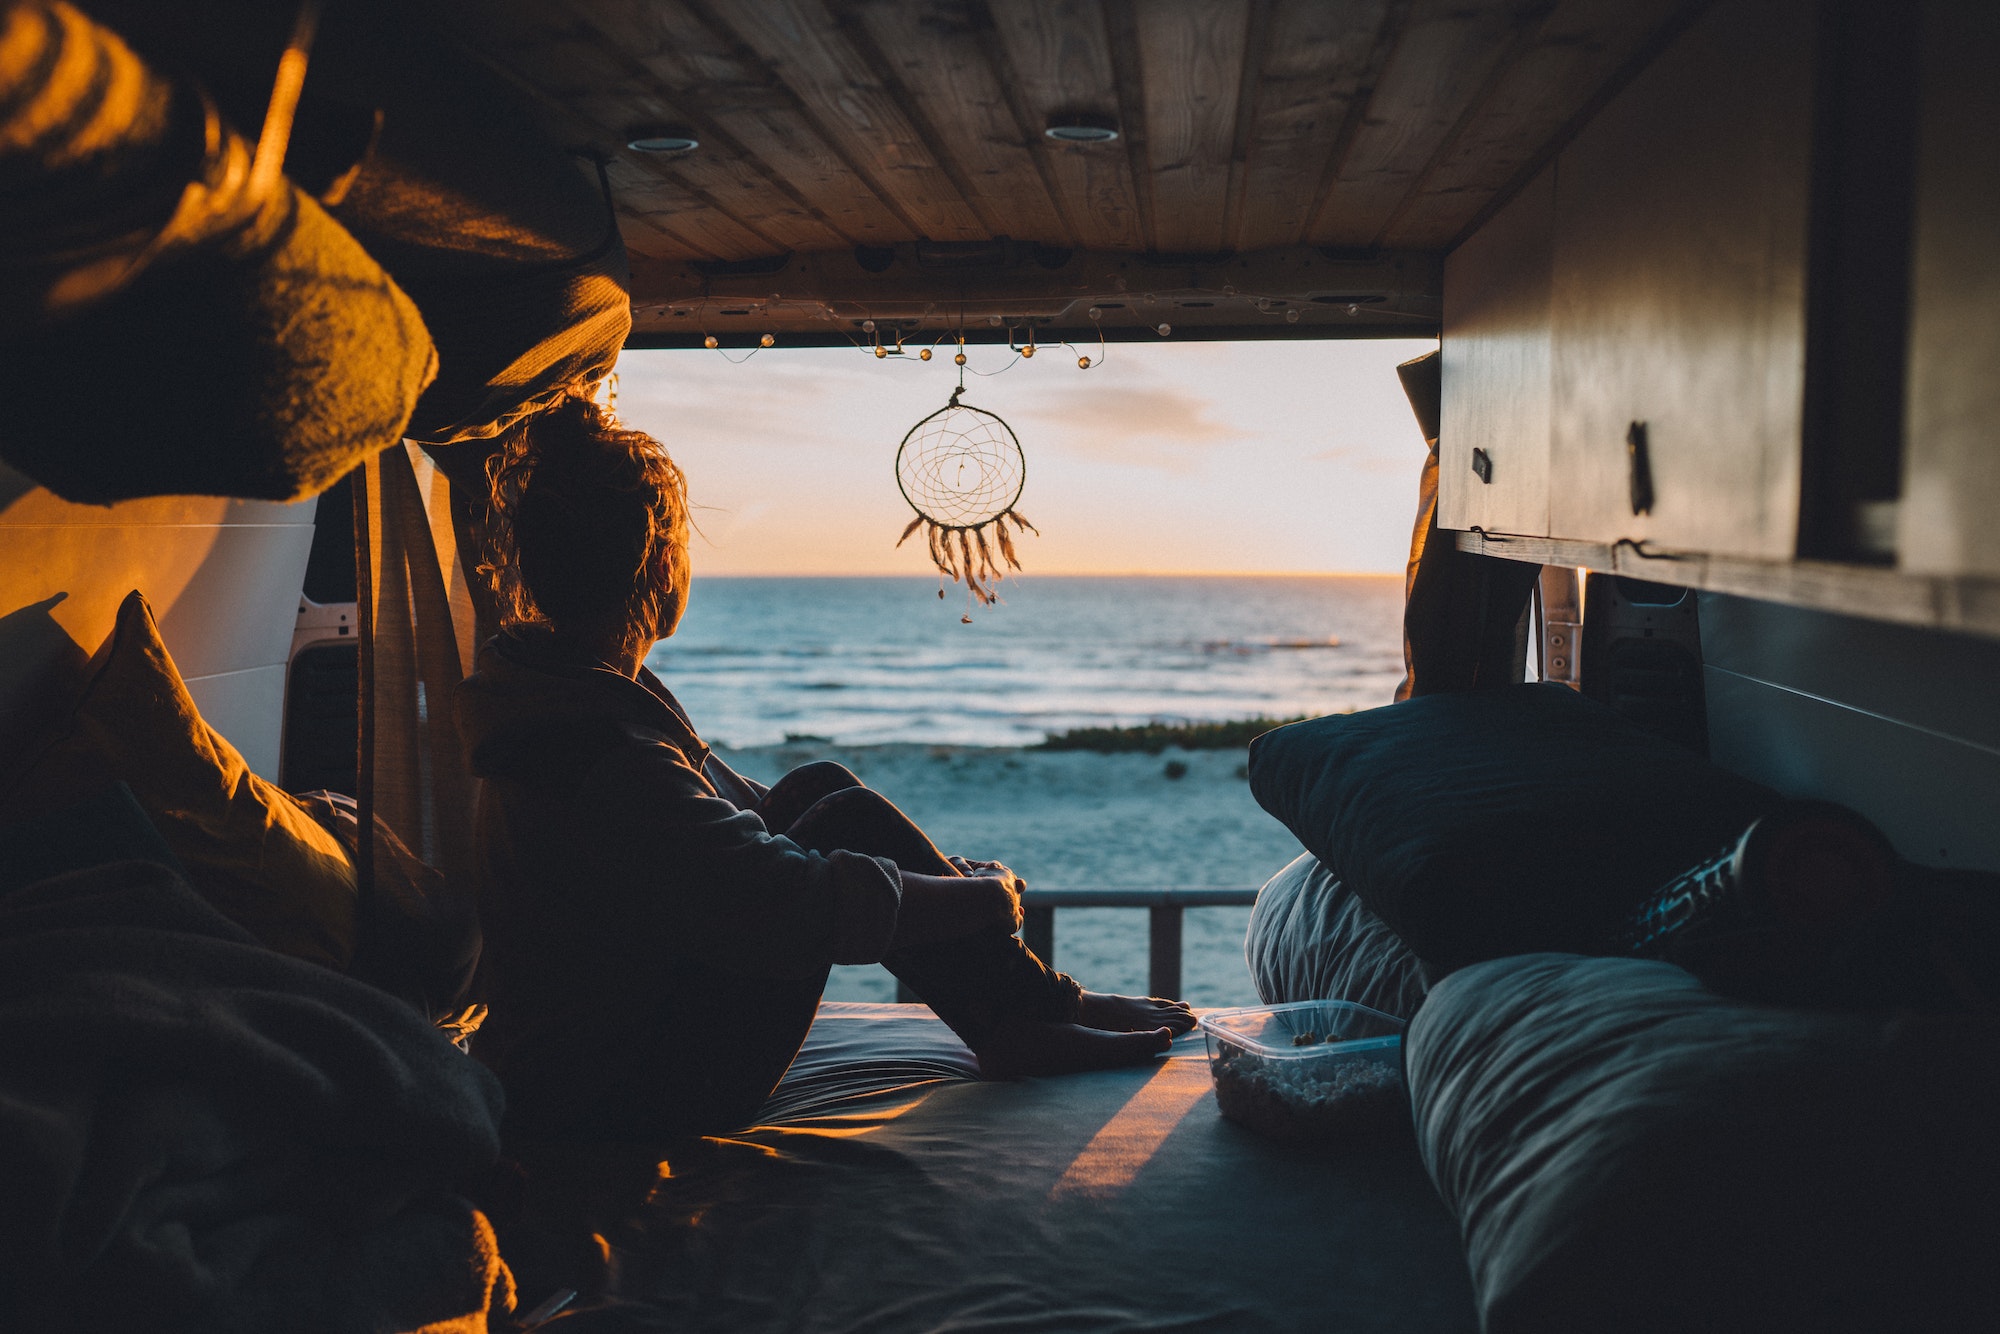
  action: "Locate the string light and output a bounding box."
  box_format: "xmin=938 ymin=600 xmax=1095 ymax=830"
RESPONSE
xmin=704 ymin=335 xmax=718 ymax=349
xmin=760 ymin=333 xmax=775 ymax=347
xmin=1156 ymin=322 xmax=1171 ymax=336
xmin=1078 ymin=356 xmax=1091 ymax=369
xmin=920 ymin=347 xmax=932 ymax=361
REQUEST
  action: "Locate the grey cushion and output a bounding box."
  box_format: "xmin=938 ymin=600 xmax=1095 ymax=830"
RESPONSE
xmin=1246 ymin=854 xmax=1431 ymax=1019
xmin=1406 ymin=953 xmax=2000 ymax=1334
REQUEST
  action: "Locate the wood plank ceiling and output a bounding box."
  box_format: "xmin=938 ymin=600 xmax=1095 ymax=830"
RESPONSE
xmin=430 ymin=0 xmax=1700 ymax=343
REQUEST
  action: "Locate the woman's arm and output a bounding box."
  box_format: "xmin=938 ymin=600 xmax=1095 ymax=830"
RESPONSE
xmin=702 ymin=752 xmax=770 ymax=810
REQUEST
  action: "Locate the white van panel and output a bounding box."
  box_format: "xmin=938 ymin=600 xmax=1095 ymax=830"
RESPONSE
xmin=0 ymin=463 xmax=316 ymax=781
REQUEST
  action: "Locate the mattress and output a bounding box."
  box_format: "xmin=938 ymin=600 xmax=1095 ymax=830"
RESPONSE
xmin=548 ymin=1002 xmax=1477 ymax=1333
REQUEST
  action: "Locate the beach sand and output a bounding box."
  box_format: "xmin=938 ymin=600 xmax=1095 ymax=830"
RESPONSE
xmin=723 ymin=741 xmax=1309 ymax=1006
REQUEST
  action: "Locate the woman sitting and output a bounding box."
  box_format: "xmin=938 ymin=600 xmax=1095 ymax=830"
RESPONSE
xmin=453 ymin=393 xmax=1194 ymax=1141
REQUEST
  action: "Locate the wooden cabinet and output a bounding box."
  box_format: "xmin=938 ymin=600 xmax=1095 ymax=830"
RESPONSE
xmin=1440 ymin=0 xmax=1818 ymax=560
xmin=1900 ymin=0 xmax=2000 ymax=578
xmin=1439 ymin=166 xmax=1553 ymax=536
xmin=1438 ymin=0 xmax=2000 ymax=639
xmin=1546 ymin=0 xmax=1816 ymax=561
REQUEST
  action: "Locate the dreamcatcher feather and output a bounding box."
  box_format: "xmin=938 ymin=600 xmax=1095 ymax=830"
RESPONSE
xmin=894 ymin=386 xmax=1037 ymax=609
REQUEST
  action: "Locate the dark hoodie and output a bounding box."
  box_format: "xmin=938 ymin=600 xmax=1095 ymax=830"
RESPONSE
xmin=453 ymin=629 xmax=901 ymax=1130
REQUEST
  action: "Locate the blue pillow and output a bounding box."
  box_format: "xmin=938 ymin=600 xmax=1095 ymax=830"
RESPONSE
xmin=1247 ymin=685 xmax=1778 ymax=972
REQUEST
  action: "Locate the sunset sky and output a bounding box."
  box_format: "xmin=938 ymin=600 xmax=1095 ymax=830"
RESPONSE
xmin=611 ymin=337 xmax=1437 ymax=577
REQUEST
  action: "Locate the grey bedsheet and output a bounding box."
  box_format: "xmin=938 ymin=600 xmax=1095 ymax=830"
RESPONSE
xmin=566 ymin=1003 xmax=1475 ymax=1333
xmin=1407 ymin=954 xmax=2000 ymax=1334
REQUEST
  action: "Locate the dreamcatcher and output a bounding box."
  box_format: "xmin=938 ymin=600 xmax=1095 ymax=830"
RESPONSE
xmin=895 ymin=382 xmax=1037 ymax=617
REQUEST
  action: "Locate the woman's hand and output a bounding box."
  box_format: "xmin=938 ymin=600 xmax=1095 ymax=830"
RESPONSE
xmin=948 ymin=856 xmax=1021 ymax=891
xmin=889 ymin=869 xmax=1022 ymax=950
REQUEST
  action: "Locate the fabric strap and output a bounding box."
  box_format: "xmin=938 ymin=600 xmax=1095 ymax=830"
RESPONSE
xmin=356 ymin=443 xmax=482 ymax=891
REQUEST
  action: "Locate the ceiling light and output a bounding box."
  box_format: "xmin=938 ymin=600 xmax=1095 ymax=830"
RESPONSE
xmin=1044 ymin=113 xmax=1119 ymax=144
xmin=627 ymin=133 xmax=699 ymax=155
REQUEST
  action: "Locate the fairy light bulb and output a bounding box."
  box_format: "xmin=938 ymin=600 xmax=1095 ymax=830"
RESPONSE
xmin=1077 ymin=356 xmax=1091 ymax=369
xmin=954 ymin=352 xmax=967 ymax=366
xmin=1021 ymin=344 xmax=1035 ymax=358
xmin=703 ymin=334 xmax=718 ymax=349
xmin=1286 ymin=309 xmax=1300 ymax=323
xmin=862 ymin=319 xmax=876 ymax=332
xmin=760 ymin=333 xmax=775 ymax=347
xmin=1087 ymin=306 xmax=1102 ymax=320
xmin=919 ymin=347 xmax=933 ymax=361
xmin=1156 ymin=322 xmax=1171 ymax=336
xmin=874 ymin=345 xmax=887 ymax=358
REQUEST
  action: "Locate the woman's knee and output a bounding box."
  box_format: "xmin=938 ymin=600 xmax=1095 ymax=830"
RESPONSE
xmin=785 ymin=785 xmax=946 ymax=868
xmin=784 ymin=761 xmax=862 ymax=794
xmin=761 ymin=761 xmax=866 ymax=831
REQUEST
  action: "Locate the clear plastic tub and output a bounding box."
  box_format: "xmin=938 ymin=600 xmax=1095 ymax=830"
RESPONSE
xmin=1200 ymin=1000 xmax=1408 ymax=1143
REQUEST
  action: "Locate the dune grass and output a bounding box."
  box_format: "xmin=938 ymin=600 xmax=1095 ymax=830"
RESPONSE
xmin=1031 ymin=715 xmax=1312 ymax=755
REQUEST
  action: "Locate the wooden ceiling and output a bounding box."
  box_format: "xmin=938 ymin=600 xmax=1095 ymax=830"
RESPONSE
xmin=429 ymin=0 xmax=1702 ymax=343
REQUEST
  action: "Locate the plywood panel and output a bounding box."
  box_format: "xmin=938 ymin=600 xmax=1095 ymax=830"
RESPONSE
xmin=988 ymin=0 xmax=1148 ymax=252
xmin=438 ymin=0 xmax=842 ymax=259
xmin=1899 ymin=0 xmax=2000 ymax=578
xmin=1308 ymin=0 xmax=1531 ymax=249
xmin=1439 ymin=165 xmax=1551 ymax=534
xmin=1382 ymin=0 xmax=1690 ymax=248
xmin=715 ymin=0 xmax=987 ymax=241
xmin=849 ymin=1 xmax=1070 ymax=245
xmin=1229 ymin=0 xmax=1384 ymax=252
xmin=560 ymin=0 xmax=916 ymax=249
xmin=1548 ymin=0 xmax=1814 ymax=560
xmin=1131 ymin=0 xmax=1249 ymax=255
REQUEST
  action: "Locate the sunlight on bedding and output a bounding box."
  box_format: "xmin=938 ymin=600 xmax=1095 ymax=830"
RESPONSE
xmin=1047 ymin=1052 xmax=1213 ymax=1201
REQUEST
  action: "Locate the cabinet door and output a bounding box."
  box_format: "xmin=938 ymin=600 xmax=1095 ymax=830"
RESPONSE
xmin=1548 ymin=0 xmax=1815 ymax=560
xmin=1900 ymin=0 xmax=2000 ymax=577
xmin=1440 ymin=165 xmax=1553 ymax=535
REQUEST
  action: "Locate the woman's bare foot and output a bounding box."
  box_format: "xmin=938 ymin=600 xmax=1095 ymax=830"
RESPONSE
xmin=972 ymin=994 xmax=1195 ymax=1077
xmin=974 ymin=1020 xmax=1175 ymax=1078
xmin=1076 ymin=991 xmax=1197 ymax=1036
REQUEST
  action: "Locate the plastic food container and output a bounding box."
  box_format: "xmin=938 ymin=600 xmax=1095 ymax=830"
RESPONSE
xmin=1200 ymin=1000 xmax=1408 ymax=1142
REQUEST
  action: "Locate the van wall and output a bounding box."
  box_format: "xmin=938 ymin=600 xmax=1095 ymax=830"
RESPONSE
xmin=0 ymin=463 xmax=316 ymax=779
xmin=1700 ymin=591 xmax=2000 ymax=873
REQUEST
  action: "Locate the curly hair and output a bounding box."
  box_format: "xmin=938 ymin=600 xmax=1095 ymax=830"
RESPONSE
xmin=482 ymin=392 xmax=690 ymax=646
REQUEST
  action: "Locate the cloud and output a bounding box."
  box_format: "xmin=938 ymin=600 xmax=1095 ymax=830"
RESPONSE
xmin=1012 ymin=383 xmax=1249 ymax=470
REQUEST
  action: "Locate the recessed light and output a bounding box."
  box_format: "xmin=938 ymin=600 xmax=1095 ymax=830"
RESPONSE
xmin=1045 ymin=113 xmax=1119 ymax=144
xmin=627 ymin=133 xmax=700 ymax=155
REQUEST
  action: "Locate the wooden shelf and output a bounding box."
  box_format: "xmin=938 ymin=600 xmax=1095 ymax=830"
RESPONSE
xmin=1451 ymin=529 xmax=2000 ymax=643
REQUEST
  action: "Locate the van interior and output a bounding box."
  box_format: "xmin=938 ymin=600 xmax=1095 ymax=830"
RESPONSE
xmin=2 ymin=2 xmax=1997 ymax=1331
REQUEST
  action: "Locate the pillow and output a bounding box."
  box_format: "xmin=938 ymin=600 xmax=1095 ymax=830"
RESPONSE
xmin=1407 ymin=953 xmax=2000 ymax=1334
xmin=0 ymin=591 xmax=356 ymax=969
xmin=1247 ymin=684 xmax=1779 ymax=972
xmin=1245 ymin=853 xmax=1431 ymax=1019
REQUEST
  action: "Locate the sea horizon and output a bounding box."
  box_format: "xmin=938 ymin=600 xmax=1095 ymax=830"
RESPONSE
xmin=648 ymin=573 xmax=1406 ymax=749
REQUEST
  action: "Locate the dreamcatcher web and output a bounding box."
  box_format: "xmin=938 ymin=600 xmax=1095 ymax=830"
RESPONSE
xmin=895 ymin=384 xmax=1036 ymax=613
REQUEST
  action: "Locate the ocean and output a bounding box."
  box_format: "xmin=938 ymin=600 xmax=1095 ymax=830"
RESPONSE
xmin=645 ymin=574 xmax=1406 ymax=747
